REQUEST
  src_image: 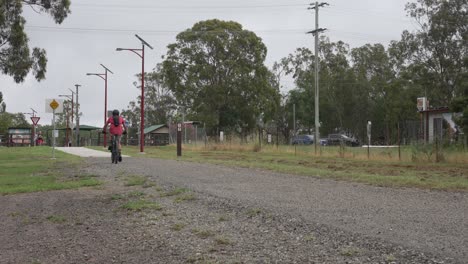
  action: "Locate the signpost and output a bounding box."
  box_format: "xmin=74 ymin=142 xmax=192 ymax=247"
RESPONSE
xmin=31 ymin=117 xmax=40 ymax=126
xmin=177 ymin=123 xmax=182 ymax=157
xmin=46 ymin=99 xmax=63 ymax=159
xmin=30 ymin=116 xmax=40 ymax=147
xmin=367 ymin=121 xmax=372 ymax=160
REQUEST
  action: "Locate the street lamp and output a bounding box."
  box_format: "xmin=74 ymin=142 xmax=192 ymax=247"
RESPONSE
xmin=87 ymin=64 xmax=114 ymax=148
xmin=116 ymin=34 xmax=154 ymax=153
xmin=59 ymin=94 xmax=73 ymax=147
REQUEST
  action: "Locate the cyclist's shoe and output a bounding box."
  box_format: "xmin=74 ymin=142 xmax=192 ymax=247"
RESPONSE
xmin=118 ymin=153 xmax=122 ymax=162
xmin=108 ymin=146 xmax=112 ymax=151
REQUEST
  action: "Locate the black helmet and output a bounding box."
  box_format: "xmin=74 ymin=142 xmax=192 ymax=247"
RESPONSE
xmin=112 ymin=109 xmax=119 ymax=116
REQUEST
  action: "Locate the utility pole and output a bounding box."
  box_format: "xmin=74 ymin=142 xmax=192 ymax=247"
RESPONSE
xmin=68 ymin=89 xmax=75 ymax=146
xmin=75 ymin=84 xmax=81 ymax=146
xmin=307 ymin=2 xmax=328 ymax=155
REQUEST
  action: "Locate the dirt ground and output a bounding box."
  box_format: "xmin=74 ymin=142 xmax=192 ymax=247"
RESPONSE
xmin=0 ymin=156 xmax=465 ymax=263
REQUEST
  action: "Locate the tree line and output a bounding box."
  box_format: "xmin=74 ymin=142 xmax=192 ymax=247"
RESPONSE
xmin=0 ymin=0 xmax=466 ymax=143
xmin=122 ymin=0 xmax=466 ymax=143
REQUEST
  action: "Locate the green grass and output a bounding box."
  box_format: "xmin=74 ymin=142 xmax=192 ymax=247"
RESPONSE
xmin=246 ymin=208 xmax=262 ymax=217
xmin=123 ymin=175 xmax=147 ymax=186
xmin=111 ymin=194 xmax=125 ymax=200
xmin=46 ymin=215 xmax=66 ymax=223
xmin=214 ymin=236 xmax=231 ymax=245
xmin=171 ymin=222 xmax=186 ymax=231
xmin=0 ymin=147 xmax=101 ymax=195
xmin=174 ymin=193 xmax=196 ymax=203
xmin=120 ymin=199 xmax=162 ymax=211
xmin=127 ymin=190 xmax=145 ymax=197
xmin=89 ymin=145 xmax=468 ymax=191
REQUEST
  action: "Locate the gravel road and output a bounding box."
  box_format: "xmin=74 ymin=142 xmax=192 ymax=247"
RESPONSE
xmin=87 ymin=156 xmax=467 ymax=263
xmin=1 ymin=154 xmax=466 ymax=263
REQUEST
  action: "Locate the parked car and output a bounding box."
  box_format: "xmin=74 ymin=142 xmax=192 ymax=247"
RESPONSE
xmin=319 ymin=138 xmax=328 ymax=146
xmin=327 ymin=134 xmax=360 ymax=147
xmin=292 ymin=135 xmax=314 ymax=145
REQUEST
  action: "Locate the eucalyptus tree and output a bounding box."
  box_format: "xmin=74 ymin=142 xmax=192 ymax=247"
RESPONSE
xmin=0 ymin=0 xmax=71 ymax=82
xmin=162 ymin=19 xmax=279 ymax=137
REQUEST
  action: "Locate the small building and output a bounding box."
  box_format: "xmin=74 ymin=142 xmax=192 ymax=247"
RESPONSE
xmin=7 ymin=127 xmax=32 ymax=147
xmin=144 ymin=124 xmax=170 ymax=146
xmin=419 ymin=107 xmax=458 ymax=143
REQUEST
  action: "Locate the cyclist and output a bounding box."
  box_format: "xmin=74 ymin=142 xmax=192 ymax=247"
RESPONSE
xmin=102 ymin=109 xmax=127 ymax=161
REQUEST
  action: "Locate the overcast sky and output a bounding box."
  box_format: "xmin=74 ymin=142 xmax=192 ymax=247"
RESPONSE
xmin=1 ymin=0 xmax=416 ymax=127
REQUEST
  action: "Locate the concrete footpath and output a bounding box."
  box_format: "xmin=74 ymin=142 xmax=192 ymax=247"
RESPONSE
xmin=56 ymin=147 xmax=130 ymax=158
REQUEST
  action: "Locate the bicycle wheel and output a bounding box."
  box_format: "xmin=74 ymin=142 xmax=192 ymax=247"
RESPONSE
xmin=113 ymin=140 xmax=118 ymax=164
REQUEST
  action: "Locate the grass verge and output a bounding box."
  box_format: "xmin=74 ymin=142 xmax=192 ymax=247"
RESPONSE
xmin=89 ymin=145 xmax=468 ymax=191
xmin=0 ymin=147 xmax=101 ymax=195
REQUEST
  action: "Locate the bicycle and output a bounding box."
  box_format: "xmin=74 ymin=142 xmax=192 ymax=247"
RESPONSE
xmin=110 ymin=134 xmax=119 ymax=164
xmin=103 ymin=131 xmax=122 ymax=164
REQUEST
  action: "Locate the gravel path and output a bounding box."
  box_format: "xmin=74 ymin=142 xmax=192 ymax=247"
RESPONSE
xmin=86 ymin=157 xmax=467 ymax=263
xmin=56 ymin=147 xmax=130 ymax=157
xmin=1 ymin=155 xmax=466 ymax=263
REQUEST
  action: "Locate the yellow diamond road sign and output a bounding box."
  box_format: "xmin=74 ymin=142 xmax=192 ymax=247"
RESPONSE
xmin=50 ymin=99 xmax=59 ymax=110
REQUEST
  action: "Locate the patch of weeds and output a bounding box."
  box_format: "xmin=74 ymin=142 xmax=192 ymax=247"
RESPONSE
xmin=9 ymin=212 xmax=22 ymax=217
xmin=214 ymin=236 xmax=231 ymax=245
xmin=154 ymin=186 xmax=164 ymax=192
xmin=192 ymin=228 xmax=215 ymax=239
xmin=160 ymin=187 xmax=189 ymax=197
xmin=162 ymin=211 xmax=174 ymax=217
xmin=385 ymin=254 xmax=396 ymax=262
xmin=174 ymin=193 xmax=196 ymax=203
xmin=128 ymin=191 xmax=145 ymax=197
xmin=304 ymin=234 xmax=315 ymax=242
xmin=142 ymin=181 xmax=156 ymax=188
xmin=46 ymin=215 xmax=66 ymax=224
xmin=171 ymin=222 xmax=186 ymax=231
xmin=111 ymin=194 xmax=125 ymax=200
xmin=246 ymin=208 xmax=261 ymax=217
xmin=218 ymin=215 xmax=229 ymax=222
xmin=75 ymin=221 xmax=84 ymax=226
xmin=340 ymin=247 xmax=360 ymax=257
xmin=31 ymin=259 xmax=42 ymax=264
xmin=120 ymin=200 xmax=162 ymax=211
xmin=124 ymin=175 xmax=147 ymax=186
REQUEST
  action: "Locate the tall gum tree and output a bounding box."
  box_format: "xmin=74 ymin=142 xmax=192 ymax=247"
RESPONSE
xmin=0 ymin=0 xmax=71 ymax=83
xmin=162 ymin=19 xmax=279 ymax=137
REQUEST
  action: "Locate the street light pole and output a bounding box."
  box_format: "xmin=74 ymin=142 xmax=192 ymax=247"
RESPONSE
xmin=75 ymin=84 xmax=81 ymax=146
xmin=116 ymin=34 xmax=154 ymax=153
xmin=87 ymin=64 xmax=114 ymax=148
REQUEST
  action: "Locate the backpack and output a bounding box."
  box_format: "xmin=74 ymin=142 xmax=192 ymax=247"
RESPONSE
xmin=113 ymin=116 xmax=120 ymax=127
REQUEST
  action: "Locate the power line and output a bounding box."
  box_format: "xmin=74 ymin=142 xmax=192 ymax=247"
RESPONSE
xmin=24 ymin=25 xmax=401 ymax=39
xmin=72 ymin=3 xmax=309 ymax=10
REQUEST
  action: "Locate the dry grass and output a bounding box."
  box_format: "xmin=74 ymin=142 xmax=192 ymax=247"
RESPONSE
xmin=88 ymin=143 xmax=468 ymax=190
